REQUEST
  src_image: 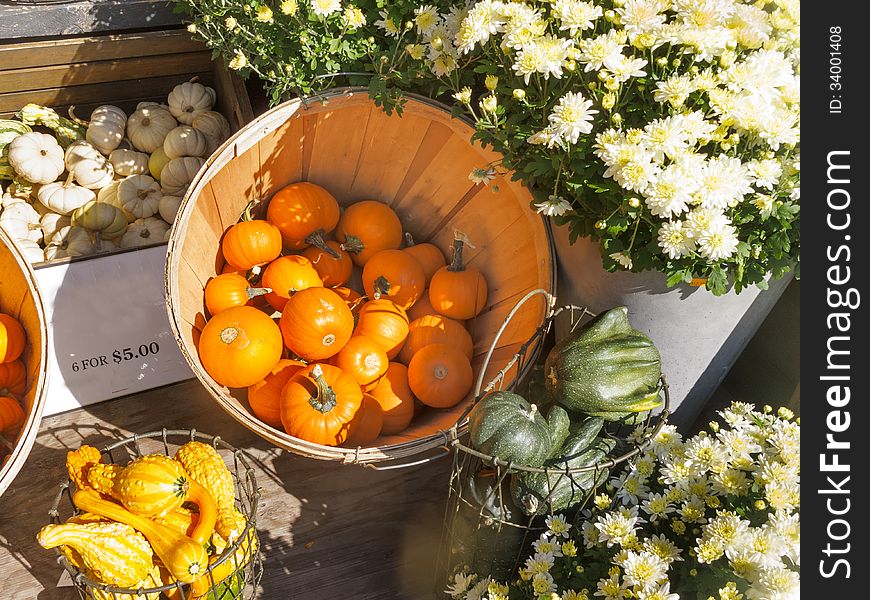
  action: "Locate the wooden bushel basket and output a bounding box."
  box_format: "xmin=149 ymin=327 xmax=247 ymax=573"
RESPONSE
xmin=165 ymin=88 xmax=555 ymax=463
xmin=0 ymin=228 xmax=49 ymax=494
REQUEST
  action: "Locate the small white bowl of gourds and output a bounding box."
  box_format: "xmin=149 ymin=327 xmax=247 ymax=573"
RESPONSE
xmin=0 ymin=81 xmax=231 ymax=264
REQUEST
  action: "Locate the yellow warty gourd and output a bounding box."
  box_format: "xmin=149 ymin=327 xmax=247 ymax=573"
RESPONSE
xmin=174 ymin=441 xmax=243 ymax=542
xmin=36 ymin=521 xmax=155 ymax=587
xmin=66 ymin=445 xmax=104 ymax=491
xmin=90 ymin=565 xmax=162 ymax=600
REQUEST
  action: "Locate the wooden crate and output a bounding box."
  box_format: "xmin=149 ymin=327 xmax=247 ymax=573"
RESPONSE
xmin=0 ymin=29 xmax=253 ymax=127
xmin=0 ymin=28 xmax=255 ymax=415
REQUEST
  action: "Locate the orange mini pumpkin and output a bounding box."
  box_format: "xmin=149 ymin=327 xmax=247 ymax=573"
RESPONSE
xmin=369 ymin=363 xmax=415 ymax=435
xmin=344 ymin=393 xmax=384 ymax=446
xmin=398 ymin=314 xmax=474 ymax=365
xmin=302 ymin=241 xmax=353 ymax=287
xmin=403 ymin=234 xmax=446 ymax=284
xmin=429 ymin=234 xmax=488 ymax=320
xmin=0 ymin=395 xmax=25 ymax=434
xmin=332 ymin=286 xmax=366 ymax=316
xmin=266 ymin=182 xmax=340 ymax=251
xmin=407 ymin=343 xmax=473 ymax=409
xmin=220 ymin=220 xmax=282 ymax=271
xmin=335 ymin=200 xmax=403 ymax=266
xmin=279 ymin=287 xmax=354 ymax=361
xmin=354 ymin=299 xmax=409 ymax=360
xmin=0 ymin=313 xmax=26 ymax=364
xmin=280 ymin=363 xmax=363 ymax=446
xmin=247 ymin=359 xmax=306 ymax=429
xmin=198 ymin=306 xmax=283 ymax=388
xmin=362 ymin=249 xmax=425 ymax=311
xmin=407 ymin=293 xmax=439 ymax=322
xmin=0 ymin=359 xmax=26 ymax=396
xmin=204 ymin=273 xmax=270 ymax=316
xmin=332 ymin=335 xmax=389 ymax=391
xmin=261 ymin=255 xmax=323 ymax=311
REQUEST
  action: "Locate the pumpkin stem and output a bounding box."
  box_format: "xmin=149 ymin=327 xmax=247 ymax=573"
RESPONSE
xmin=94 ymin=232 xmax=103 ymax=252
xmin=219 ymin=327 xmax=239 ymax=344
xmin=305 ymin=229 xmax=340 ymax=259
xmin=67 ymin=106 xmax=89 ymax=126
xmin=372 ymin=276 xmax=391 ymax=299
xmin=527 ymin=403 xmax=538 ymax=420
xmin=447 ymin=239 xmax=466 ymax=273
xmin=404 ymin=232 xmax=416 ymax=248
xmin=62 ymin=170 xmax=76 ymax=188
xmin=433 ymin=365 xmax=449 ymax=380
xmin=338 ymin=234 xmax=365 ymax=256
xmin=240 ymin=198 xmax=261 ymax=222
xmin=246 ymin=286 xmax=271 ymax=300
xmin=309 ymin=364 xmax=337 ymax=414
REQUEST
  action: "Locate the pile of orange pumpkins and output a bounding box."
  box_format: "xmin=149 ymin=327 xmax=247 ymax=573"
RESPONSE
xmin=197 ymin=182 xmax=488 ymax=447
xmin=1 ymin=310 xmax=28 ymax=456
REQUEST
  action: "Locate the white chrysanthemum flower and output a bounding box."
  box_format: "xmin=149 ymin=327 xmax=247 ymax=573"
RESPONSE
xmin=595 ymin=573 xmax=627 ymax=600
xmin=501 ymin=4 xmax=546 ymax=49
xmin=697 ymin=156 xmax=753 ymax=210
xmin=650 ymin=424 xmax=683 ymax=457
xmin=637 ymin=581 xmax=680 ymax=600
xmin=595 ymin=511 xmax=639 ymax=546
xmin=553 ymin=0 xmax=603 ymax=35
xmin=614 ymin=472 xmax=651 ymax=505
xmin=684 ymin=435 xmax=730 ymax=474
xmin=677 ymin=25 xmax=735 ymax=61
xmin=746 ymin=565 xmax=800 ymax=600
xmin=577 ymin=30 xmax=625 ymax=72
xmin=641 ymin=492 xmax=675 ymax=522
xmin=310 ymin=0 xmax=341 ymax=18
xmin=619 ymin=550 xmax=669 ymax=592
xmin=696 ymin=220 xmax=740 ymax=261
xmin=538 ymin=35 xmax=576 ymax=80
xmin=643 ymin=534 xmax=684 ymax=564
xmin=726 ymin=547 xmax=763 ymax=582
xmin=532 ymin=534 xmax=564 ymax=557
xmin=375 ymin=9 xmax=401 ymax=37
xmin=342 ymin=6 xmax=365 ymax=28
xmin=755 ymin=456 xmax=800 ymax=488
xmin=443 ymin=5 xmax=469 ymax=33
xmin=758 ymin=110 xmax=800 ymax=150
xmin=730 ymin=3 xmax=772 ymax=48
xmin=769 ymin=510 xmax=800 ymax=563
xmin=513 ymin=40 xmax=546 ymax=84
xmin=533 ymin=572 xmax=557 ymax=595
xmin=456 ymin=0 xmax=506 ymax=54
xmin=535 ymin=195 xmax=572 ymax=216
xmin=582 ymin=519 xmax=601 ymax=548
xmin=548 ymin=91 xmax=598 ymax=144
xmin=610 ymin=252 xmax=633 ymax=269
xmin=657 ymin=220 xmax=696 ymax=259
xmin=414 ymin=5 xmax=438 ymax=34
xmin=546 ymin=514 xmax=572 ymax=538
xmin=606 ymin=55 xmax=649 ymax=82
xmin=717 ymin=428 xmax=762 ymax=460
xmin=745 ymin=526 xmax=788 ymax=569
xmin=527 ymin=126 xmax=561 ymax=148
xmin=643 ymin=117 xmax=690 ymax=162
xmin=611 ymin=152 xmax=660 ymax=194
xmin=444 ymin=572 xmax=474 ymax=597
xmin=764 ymin=481 xmax=798 ymax=511
xmin=645 ymin=167 xmax=697 ymax=218
xmin=703 ymin=512 xmax=752 ymax=551
xmin=468 ymin=166 xmax=496 ymax=185
xmin=711 ymin=468 xmax=751 ymax=496
xmin=465 ymin=576 xmax=491 ymax=600
xmin=525 ymin=551 xmax=556 ymax=574
xmin=617 ymin=0 xmax=667 ymax=39
xmin=430 ymin=52 xmax=458 ymax=77
xmin=678 ymin=496 xmax=708 ymax=523
xmin=653 ymin=74 xmax=696 ymax=107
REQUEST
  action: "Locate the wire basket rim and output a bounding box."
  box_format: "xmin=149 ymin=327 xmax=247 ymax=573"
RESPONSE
xmin=48 ymin=428 xmax=261 ymax=596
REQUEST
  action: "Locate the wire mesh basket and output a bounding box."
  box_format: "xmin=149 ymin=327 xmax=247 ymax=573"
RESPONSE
xmin=436 ymin=289 xmax=671 ymax=584
xmin=48 ymin=429 xmax=263 ymax=599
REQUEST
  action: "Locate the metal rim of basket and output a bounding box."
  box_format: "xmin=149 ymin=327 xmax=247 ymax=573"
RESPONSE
xmin=48 ymin=429 xmax=262 ymax=598
xmin=442 ymin=288 xmax=672 ymax=475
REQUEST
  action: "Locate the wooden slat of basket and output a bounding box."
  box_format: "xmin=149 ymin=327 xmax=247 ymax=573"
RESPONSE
xmin=0 ymin=230 xmax=49 ymax=495
xmin=0 ymin=73 xmax=212 ymax=117
xmin=0 ymin=30 xmax=204 ymax=70
xmin=305 ymin=104 xmax=374 ymax=202
xmin=257 ymin=117 xmax=305 ymax=200
xmin=0 ymin=51 xmax=213 ymax=93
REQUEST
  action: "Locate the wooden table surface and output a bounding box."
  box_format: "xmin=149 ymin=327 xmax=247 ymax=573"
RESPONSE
xmin=0 ymin=380 xmax=452 ymax=600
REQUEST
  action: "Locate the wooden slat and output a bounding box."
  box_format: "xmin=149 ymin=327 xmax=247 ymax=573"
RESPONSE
xmin=258 ymin=116 xmax=305 ymax=199
xmin=0 ymin=72 xmax=212 ymax=117
xmin=0 ymin=30 xmax=204 ymax=70
xmin=305 ymin=104 xmax=373 ymax=204
xmin=0 ymin=51 xmax=212 ymax=93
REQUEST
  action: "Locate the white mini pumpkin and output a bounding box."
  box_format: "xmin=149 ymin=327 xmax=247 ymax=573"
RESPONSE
xmin=168 ymin=82 xmax=216 ymax=125
xmin=137 ymin=101 xmax=170 ymax=111
xmin=37 ymin=174 xmax=96 ymax=215
xmin=70 ymin=155 xmax=115 ymax=190
xmin=127 ymin=106 xmax=177 ymax=153
xmin=6 ymin=132 xmax=65 ymax=184
xmin=64 ymin=140 xmax=103 ymax=169
xmin=94 ymin=236 xmax=118 ymax=253
xmin=86 ymin=105 xmax=127 ymax=155
xmin=109 ymin=149 xmax=149 ymax=176
xmin=0 ymin=201 xmax=42 ymax=243
xmin=163 ymin=126 xmax=208 ymax=159
xmin=45 ymin=225 xmax=96 ymax=260
xmin=157 ymin=195 xmax=182 ymax=224
xmin=40 ymin=212 xmax=71 ymax=240
xmin=119 ymin=217 xmax=170 ymax=248
xmin=117 ymin=174 xmax=161 ymax=219
xmin=159 ymin=156 xmax=204 ymax=196
xmin=16 ymin=238 xmax=45 ymax=264
xmin=191 ymin=111 xmax=231 ymax=153
xmin=163 ymin=227 xmax=173 ymax=242
xmin=71 ymin=200 xmax=128 ymax=240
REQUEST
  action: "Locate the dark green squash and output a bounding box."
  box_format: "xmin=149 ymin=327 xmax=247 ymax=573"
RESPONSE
xmin=544 ymin=306 xmax=662 ymax=418
xmin=510 ymin=436 xmax=616 ymax=517
xmin=467 ymin=391 xmax=568 ymax=467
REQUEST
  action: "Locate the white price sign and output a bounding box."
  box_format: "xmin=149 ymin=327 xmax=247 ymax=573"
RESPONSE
xmin=34 ymin=245 xmax=193 ymax=415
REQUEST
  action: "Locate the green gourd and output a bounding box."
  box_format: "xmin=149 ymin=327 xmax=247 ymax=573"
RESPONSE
xmin=510 ymin=436 xmax=616 ymax=517
xmin=467 ymin=391 xmax=569 ymax=468
xmin=544 ymin=306 xmax=662 ymax=418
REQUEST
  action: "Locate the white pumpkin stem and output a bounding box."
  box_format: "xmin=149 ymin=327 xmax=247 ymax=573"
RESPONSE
xmin=527 ymin=403 xmax=538 ymax=420
xmin=246 ymin=287 xmax=271 ymax=300
xmin=62 ymin=171 xmax=76 ymax=188
xmin=68 ymin=106 xmax=89 ymax=126
xmin=433 ymin=365 xmax=449 ymax=380
xmin=404 ymin=232 xmax=416 ymax=247
xmin=219 ymin=327 xmax=239 ymax=344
